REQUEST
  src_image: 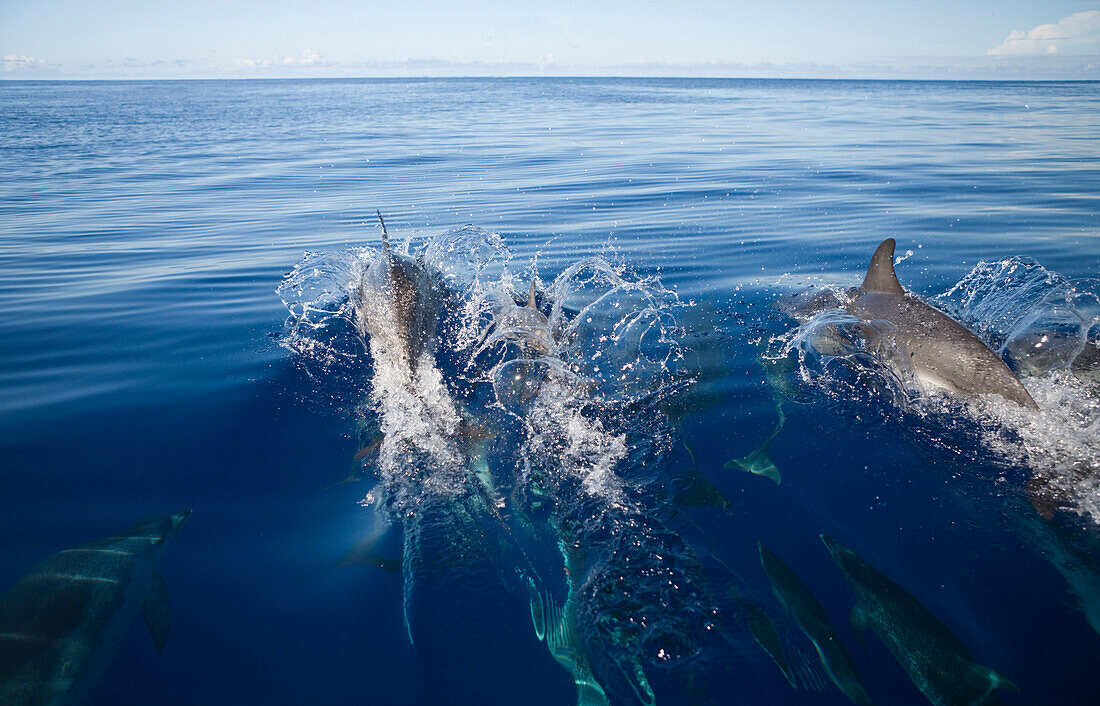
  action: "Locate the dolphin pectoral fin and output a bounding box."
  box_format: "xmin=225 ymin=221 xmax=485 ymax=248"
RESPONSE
xmin=353 ymin=436 xmax=383 ymax=462
xmin=849 ymin=606 xmax=869 ymax=650
xmin=142 ymin=572 xmax=171 ymax=652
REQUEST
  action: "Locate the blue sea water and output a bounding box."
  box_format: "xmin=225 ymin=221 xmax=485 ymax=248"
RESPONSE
xmin=1 ymin=77 xmax=1099 ymax=705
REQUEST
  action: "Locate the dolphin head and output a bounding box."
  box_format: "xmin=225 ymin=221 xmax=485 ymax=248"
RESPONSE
xmin=820 ymin=534 xmax=871 ymax=586
xmin=118 ymin=510 xmax=191 ymax=546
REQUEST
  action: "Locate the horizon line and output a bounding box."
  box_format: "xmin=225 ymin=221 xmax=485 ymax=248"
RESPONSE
xmin=4 ymin=74 xmax=1100 ymax=83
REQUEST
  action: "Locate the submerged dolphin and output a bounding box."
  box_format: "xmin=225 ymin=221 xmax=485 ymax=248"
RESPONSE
xmin=831 ymin=239 xmax=1037 ymax=409
xmin=0 ymin=511 xmax=190 ymax=705
xmin=356 ymin=212 xmax=442 ymax=369
xmin=734 ymin=596 xmax=798 ymax=689
xmin=758 ymin=543 xmax=873 ymax=705
xmin=822 ymin=535 xmax=1017 ymax=706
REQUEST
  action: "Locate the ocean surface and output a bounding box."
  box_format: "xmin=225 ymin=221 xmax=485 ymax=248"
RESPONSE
xmin=1 ymin=78 xmax=1099 ymax=705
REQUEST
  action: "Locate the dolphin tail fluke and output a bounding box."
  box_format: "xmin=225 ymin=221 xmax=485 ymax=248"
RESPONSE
xmin=725 ymin=446 xmax=782 ymax=484
xmin=981 ymin=666 xmax=1020 ymax=695
xmin=538 ymin=590 xmax=611 ymax=706
xmin=142 ymin=572 xmax=171 ymax=652
xmin=861 ymin=238 xmax=905 ymax=295
xmin=724 ymin=395 xmax=787 ymax=484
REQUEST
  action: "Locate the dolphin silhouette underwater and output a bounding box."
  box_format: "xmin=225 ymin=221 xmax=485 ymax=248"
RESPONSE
xmin=821 ymin=535 xmax=1017 ymax=706
xmin=758 ymin=543 xmax=873 ymax=705
xmin=0 ymin=511 xmax=190 ymax=705
xmin=784 ymin=238 xmax=1038 ymax=409
xmin=355 ymin=211 xmax=442 ymax=371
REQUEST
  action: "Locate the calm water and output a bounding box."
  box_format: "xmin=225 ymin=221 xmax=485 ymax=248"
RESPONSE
xmin=1 ymin=78 xmax=1099 ymax=705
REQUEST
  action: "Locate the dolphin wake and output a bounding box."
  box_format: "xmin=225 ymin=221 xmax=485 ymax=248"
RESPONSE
xmin=278 ymin=225 xmax=753 ymax=704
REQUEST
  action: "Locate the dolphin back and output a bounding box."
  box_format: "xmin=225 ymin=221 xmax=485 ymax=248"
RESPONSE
xmin=851 ymin=239 xmax=1038 ymax=410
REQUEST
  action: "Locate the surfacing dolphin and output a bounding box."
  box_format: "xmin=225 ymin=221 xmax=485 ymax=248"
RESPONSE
xmin=0 ymin=511 xmax=190 ymax=705
xmin=822 ymin=535 xmax=1017 ymax=706
xmin=797 ymin=239 xmax=1038 ymax=409
xmin=758 ymin=543 xmax=873 ymax=705
xmin=355 ymin=211 xmax=442 ymax=371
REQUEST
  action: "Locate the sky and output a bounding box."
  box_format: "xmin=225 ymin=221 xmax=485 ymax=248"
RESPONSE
xmin=2 ymin=1 xmax=1100 ymax=79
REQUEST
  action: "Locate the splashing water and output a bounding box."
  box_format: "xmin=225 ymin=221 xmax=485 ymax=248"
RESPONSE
xmin=936 ymin=259 xmax=1100 ymax=522
xmin=771 ymin=257 xmax=1100 ymax=523
xmin=280 ymin=225 xmax=731 ymax=704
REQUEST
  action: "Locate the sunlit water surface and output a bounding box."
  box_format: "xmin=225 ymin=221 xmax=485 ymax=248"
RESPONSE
xmin=1 ymin=78 xmax=1099 ymax=705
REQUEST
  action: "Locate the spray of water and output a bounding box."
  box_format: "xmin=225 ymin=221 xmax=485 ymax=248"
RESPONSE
xmin=280 ymin=225 xmax=729 ymax=704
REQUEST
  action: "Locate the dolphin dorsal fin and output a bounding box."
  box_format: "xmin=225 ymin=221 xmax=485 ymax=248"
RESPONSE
xmin=861 ymin=238 xmax=905 ymax=294
xmin=376 ymin=210 xmax=392 ymax=259
xmin=527 ymin=280 xmax=538 ymax=309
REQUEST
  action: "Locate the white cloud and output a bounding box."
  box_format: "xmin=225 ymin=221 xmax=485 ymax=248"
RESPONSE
xmin=989 ymin=10 xmax=1100 ymax=56
xmin=234 ymin=48 xmax=329 ymax=69
xmin=2 ymin=54 xmax=49 ymax=71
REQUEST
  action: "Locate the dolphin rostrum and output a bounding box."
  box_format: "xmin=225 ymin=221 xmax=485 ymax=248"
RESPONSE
xmin=758 ymin=543 xmax=873 ymax=705
xmin=355 ymin=211 xmax=442 ymax=370
xmin=822 ymin=535 xmax=1017 ymax=706
xmin=0 ymin=511 xmax=190 ymax=705
xmin=848 ymin=239 xmax=1037 ymax=409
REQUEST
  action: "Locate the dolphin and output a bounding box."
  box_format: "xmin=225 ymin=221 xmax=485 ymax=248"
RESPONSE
xmin=479 ymin=280 xmax=555 ymax=358
xmin=757 ymin=543 xmax=873 ymax=705
xmin=809 ymin=239 xmax=1038 ymax=409
xmin=0 ymin=511 xmax=190 ymax=705
xmin=355 ymin=212 xmax=442 ymax=370
xmin=821 ymin=535 xmax=1017 ymax=706
xmin=733 ymin=597 xmax=798 ymax=689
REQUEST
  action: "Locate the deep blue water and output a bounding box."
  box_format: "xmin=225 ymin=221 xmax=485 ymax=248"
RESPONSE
xmin=1 ymin=78 xmax=1099 ymax=705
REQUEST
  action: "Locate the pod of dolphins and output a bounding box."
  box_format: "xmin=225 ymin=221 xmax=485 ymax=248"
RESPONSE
xmin=3 ymin=219 xmax=1092 ymax=705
